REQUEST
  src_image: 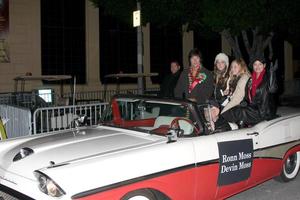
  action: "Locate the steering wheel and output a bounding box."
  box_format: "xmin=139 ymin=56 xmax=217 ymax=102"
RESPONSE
xmin=170 ymin=117 xmax=200 ymax=136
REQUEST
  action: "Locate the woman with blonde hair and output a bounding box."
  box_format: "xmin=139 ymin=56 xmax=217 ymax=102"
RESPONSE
xmin=221 ymin=58 xmax=250 ymax=113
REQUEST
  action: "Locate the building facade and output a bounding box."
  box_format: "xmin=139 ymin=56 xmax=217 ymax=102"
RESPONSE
xmin=0 ymin=0 xmax=298 ymax=95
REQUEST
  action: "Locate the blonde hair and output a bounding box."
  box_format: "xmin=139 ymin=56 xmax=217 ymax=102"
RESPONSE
xmin=228 ymin=58 xmax=250 ymax=93
xmin=229 ymin=58 xmax=250 ymax=78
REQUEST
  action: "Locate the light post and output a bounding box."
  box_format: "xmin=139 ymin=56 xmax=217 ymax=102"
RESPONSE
xmin=134 ymin=1 xmax=144 ymax=94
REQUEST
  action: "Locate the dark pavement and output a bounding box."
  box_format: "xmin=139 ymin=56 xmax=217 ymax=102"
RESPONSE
xmin=229 ymin=174 xmax=300 ymax=200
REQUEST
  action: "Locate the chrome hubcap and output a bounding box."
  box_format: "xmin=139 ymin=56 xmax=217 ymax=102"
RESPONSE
xmin=285 ymin=154 xmax=297 ymax=174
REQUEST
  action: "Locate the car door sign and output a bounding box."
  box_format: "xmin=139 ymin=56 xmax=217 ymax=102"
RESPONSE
xmin=217 ymin=139 xmax=253 ymax=186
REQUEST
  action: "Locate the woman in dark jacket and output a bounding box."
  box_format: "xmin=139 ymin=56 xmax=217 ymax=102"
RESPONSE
xmin=212 ymin=53 xmax=230 ymax=106
xmin=221 ymin=56 xmax=277 ymax=126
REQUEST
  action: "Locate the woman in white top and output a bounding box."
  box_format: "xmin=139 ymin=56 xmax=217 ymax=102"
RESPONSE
xmin=221 ymin=58 xmax=250 ymax=113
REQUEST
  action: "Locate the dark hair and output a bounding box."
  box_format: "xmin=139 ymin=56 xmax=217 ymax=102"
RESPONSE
xmin=170 ymin=60 xmax=180 ymax=67
xmin=250 ymin=55 xmax=266 ymax=67
xmin=214 ymin=68 xmax=229 ymax=90
xmin=188 ymin=48 xmax=203 ymax=66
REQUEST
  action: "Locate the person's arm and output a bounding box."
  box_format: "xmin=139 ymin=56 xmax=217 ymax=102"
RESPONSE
xmin=199 ymin=70 xmax=214 ymax=103
xmin=193 ymin=70 xmax=214 ymax=104
xmin=202 ymin=70 xmax=214 ymax=102
xmin=221 ymin=74 xmax=249 ymax=114
xmin=259 ymin=84 xmax=270 ymax=119
xmin=268 ymin=60 xmax=278 ymax=93
xmin=174 ymin=70 xmax=186 ymax=99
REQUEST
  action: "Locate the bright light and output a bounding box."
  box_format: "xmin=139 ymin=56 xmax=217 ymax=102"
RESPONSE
xmin=38 ymin=89 xmax=52 ymax=103
xmin=133 ymin=10 xmax=140 ymax=27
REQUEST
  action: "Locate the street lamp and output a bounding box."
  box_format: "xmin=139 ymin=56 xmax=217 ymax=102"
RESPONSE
xmin=134 ymin=1 xmax=144 ymax=94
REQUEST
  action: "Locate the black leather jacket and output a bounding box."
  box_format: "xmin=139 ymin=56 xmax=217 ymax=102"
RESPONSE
xmin=245 ymin=69 xmax=277 ymax=120
xmin=160 ymin=70 xmax=181 ymax=97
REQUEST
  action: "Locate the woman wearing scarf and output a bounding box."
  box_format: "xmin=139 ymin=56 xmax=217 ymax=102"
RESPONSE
xmin=221 ymin=56 xmax=278 ymax=127
xmin=174 ymin=48 xmax=213 ymax=104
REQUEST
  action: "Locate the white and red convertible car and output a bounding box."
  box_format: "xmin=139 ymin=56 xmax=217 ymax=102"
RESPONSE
xmin=0 ymin=95 xmax=300 ymax=200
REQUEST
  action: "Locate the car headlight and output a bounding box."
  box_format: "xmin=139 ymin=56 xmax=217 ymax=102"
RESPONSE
xmin=34 ymin=171 xmax=65 ymax=197
xmin=13 ymin=147 xmax=34 ymax=162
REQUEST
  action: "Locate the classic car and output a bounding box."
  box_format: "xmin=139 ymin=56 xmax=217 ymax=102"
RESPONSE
xmin=0 ymin=94 xmax=300 ymax=200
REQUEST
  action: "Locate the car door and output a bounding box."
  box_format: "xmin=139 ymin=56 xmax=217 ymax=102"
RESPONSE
xmin=193 ymin=127 xmax=259 ymax=199
xmin=214 ymin=128 xmax=259 ymax=199
xmin=246 ymin=119 xmax=294 ymax=187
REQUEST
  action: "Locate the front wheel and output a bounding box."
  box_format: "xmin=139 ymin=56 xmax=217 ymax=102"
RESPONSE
xmin=278 ymin=152 xmax=300 ymax=182
xmin=121 ymin=189 xmax=157 ymax=200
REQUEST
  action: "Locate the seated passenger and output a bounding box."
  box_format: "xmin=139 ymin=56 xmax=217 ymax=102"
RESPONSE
xmin=212 ymin=53 xmax=230 ymax=108
xmin=221 ymin=56 xmax=278 ymax=127
xmin=208 ymin=58 xmax=250 ymax=132
xmin=221 ymin=58 xmax=250 ymax=113
xmin=174 ymin=48 xmax=214 ymax=104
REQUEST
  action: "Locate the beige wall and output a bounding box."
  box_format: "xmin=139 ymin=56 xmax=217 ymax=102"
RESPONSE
xmin=0 ymin=0 xmax=41 ymax=92
xmin=142 ymin=23 xmax=154 ymax=88
xmin=182 ymin=25 xmax=194 ymax=68
xmin=284 ymin=41 xmax=294 ymax=81
xmin=78 ymin=0 xmax=101 ymax=92
xmin=0 ymin=0 xmax=193 ymax=94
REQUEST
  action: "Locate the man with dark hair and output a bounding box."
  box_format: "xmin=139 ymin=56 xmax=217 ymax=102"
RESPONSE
xmin=174 ymin=48 xmax=213 ymax=104
xmin=160 ymin=60 xmax=181 ymax=97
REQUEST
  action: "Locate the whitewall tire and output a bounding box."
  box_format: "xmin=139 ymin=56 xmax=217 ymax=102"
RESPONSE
xmin=280 ymin=152 xmax=300 ymax=182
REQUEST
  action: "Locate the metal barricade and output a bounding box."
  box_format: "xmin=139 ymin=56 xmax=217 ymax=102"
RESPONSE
xmin=33 ymin=103 xmax=108 ymax=134
xmin=0 ymin=105 xmax=32 ymax=138
xmin=0 ymin=92 xmax=57 ymax=110
xmin=63 ymin=87 xmax=160 ymax=103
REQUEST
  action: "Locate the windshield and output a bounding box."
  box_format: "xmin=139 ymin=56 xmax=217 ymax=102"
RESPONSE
xmin=101 ymin=98 xmax=199 ymax=137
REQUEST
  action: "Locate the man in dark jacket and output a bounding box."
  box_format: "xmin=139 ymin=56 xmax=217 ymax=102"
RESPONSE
xmin=174 ymin=48 xmax=213 ymax=104
xmin=160 ymin=61 xmax=181 ymax=97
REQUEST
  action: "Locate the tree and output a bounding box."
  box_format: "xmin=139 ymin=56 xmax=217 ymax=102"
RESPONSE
xmin=201 ymin=0 xmax=300 ymax=62
xmin=91 ymin=0 xmax=300 ymax=62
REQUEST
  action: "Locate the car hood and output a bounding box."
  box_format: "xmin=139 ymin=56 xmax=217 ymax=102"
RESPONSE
xmin=0 ymin=126 xmax=164 ymax=180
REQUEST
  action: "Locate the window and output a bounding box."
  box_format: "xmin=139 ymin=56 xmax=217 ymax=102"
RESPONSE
xmin=150 ymin=25 xmax=182 ymax=84
xmin=41 ymin=0 xmax=86 ymax=84
xmin=99 ymin=12 xmax=137 ymax=84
